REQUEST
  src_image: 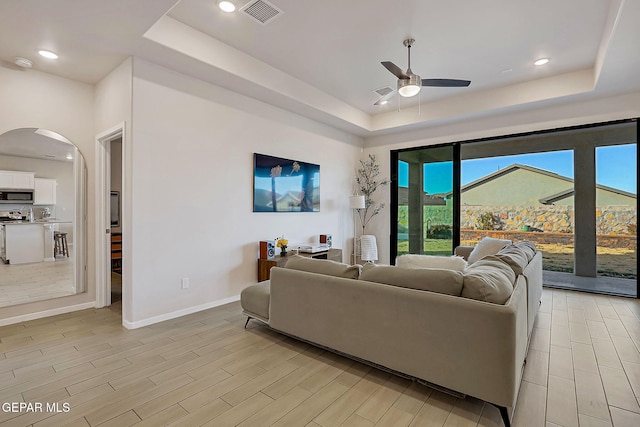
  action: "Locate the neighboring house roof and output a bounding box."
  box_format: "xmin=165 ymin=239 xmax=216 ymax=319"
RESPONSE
xmin=398 ymin=187 xmax=446 ymax=205
xmin=444 ymin=163 xmax=637 ymax=202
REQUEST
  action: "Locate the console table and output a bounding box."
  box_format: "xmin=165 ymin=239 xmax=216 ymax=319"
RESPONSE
xmin=258 ymin=248 xmax=342 ymax=282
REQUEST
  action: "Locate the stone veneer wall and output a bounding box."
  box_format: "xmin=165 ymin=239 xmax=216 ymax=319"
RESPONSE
xmin=458 ymin=205 xmax=636 ymax=235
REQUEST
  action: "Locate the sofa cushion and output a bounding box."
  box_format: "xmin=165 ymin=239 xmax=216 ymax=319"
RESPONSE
xmin=240 ymin=282 xmax=270 ymax=321
xmin=515 ymin=241 xmax=537 ymax=262
xmin=467 ymin=237 xmax=512 ymax=264
xmin=285 ymin=255 xmax=362 ymax=279
xmin=495 ymin=246 xmax=529 ymax=276
xmin=461 ymin=256 xmax=516 ymax=304
xmin=494 ymin=242 xmax=538 ymax=276
xmin=360 ymin=263 xmax=464 ymax=296
xmin=396 ymin=254 xmax=467 ymax=272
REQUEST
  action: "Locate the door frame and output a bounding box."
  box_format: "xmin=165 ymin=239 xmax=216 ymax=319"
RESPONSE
xmin=390 ymin=144 xmax=461 ymax=262
xmin=95 ymin=123 xmax=125 ymax=308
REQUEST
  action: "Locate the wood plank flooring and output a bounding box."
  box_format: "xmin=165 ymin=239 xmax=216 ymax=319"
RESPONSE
xmin=1 ymin=288 xmax=640 ymax=426
xmin=0 ymin=252 xmax=74 ymax=307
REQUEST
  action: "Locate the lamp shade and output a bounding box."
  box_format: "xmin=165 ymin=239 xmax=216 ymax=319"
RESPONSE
xmin=349 ymin=195 xmax=366 ymax=209
xmin=360 ymin=235 xmax=378 ymax=262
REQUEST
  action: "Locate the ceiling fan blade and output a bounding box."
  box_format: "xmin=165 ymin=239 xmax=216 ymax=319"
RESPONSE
xmin=421 ymin=79 xmax=471 ymax=87
xmin=381 ymin=61 xmax=409 ymax=79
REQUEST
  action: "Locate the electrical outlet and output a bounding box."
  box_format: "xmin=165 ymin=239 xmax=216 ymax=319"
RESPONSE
xmin=181 ymin=278 xmax=189 ymax=289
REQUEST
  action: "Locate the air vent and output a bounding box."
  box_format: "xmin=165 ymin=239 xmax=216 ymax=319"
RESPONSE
xmin=241 ymin=0 xmax=283 ymax=25
xmin=374 ymin=86 xmax=394 ymax=97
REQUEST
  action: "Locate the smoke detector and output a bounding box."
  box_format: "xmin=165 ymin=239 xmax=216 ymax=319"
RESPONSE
xmin=14 ymin=57 xmax=33 ymax=68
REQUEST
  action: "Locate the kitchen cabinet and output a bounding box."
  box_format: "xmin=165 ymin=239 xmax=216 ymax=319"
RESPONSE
xmin=0 ymin=170 xmax=35 ymax=189
xmin=34 ymin=178 xmax=57 ymax=205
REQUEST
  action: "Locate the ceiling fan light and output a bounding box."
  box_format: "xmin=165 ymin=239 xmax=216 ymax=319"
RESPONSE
xmin=398 ymin=74 xmax=422 ymax=97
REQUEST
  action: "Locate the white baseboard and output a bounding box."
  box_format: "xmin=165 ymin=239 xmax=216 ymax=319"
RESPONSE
xmin=0 ymin=302 xmax=96 ymax=326
xmin=122 ymin=295 xmax=241 ymax=329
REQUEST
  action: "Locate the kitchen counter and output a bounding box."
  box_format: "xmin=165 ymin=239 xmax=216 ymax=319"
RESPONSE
xmin=0 ymin=220 xmax=71 ymax=264
xmin=0 ymin=219 xmax=71 ymax=225
xmin=1 ymin=223 xmax=45 ymax=264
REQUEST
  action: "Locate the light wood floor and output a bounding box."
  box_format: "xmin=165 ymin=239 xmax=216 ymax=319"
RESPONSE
xmin=1 ymin=288 xmax=640 ymax=426
xmin=0 ymin=251 xmax=74 ymax=307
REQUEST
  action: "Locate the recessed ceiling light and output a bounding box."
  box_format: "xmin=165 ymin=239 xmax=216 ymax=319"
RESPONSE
xmin=66 ymin=154 xmax=73 ymax=160
xmin=218 ymin=1 xmax=236 ymax=12
xmin=534 ymin=58 xmax=549 ymax=66
xmin=38 ymin=49 xmax=59 ymax=59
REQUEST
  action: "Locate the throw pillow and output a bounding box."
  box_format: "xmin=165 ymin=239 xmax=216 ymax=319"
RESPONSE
xmin=461 ymin=255 xmax=516 ymax=304
xmin=396 ymin=254 xmax=467 ymax=272
xmin=467 ymin=236 xmax=512 ymax=264
xmin=284 ymin=255 xmax=362 ymax=279
xmin=360 ymin=263 xmax=464 ymax=296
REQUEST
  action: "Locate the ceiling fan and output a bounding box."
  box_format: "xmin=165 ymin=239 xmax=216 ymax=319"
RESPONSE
xmin=375 ymin=38 xmax=471 ymax=106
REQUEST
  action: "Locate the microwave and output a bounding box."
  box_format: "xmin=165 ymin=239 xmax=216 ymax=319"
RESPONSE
xmin=0 ymin=190 xmax=34 ymax=204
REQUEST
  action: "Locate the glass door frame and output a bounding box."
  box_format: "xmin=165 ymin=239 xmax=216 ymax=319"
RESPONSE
xmin=390 ymin=143 xmax=461 ymax=262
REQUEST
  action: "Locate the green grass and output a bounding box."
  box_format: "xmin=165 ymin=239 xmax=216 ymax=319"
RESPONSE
xmin=397 ymin=239 xmax=453 ymax=256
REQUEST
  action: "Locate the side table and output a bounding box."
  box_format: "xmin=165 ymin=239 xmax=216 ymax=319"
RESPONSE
xmin=257 ymin=248 xmax=342 ymax=281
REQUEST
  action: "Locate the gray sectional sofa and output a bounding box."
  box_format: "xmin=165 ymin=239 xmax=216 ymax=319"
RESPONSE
xmin=241 ymin=240 xmax=542 ymax=426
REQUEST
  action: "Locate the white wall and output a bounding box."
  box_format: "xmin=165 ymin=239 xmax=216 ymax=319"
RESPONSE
xmin=0 ymin=65 xmax=96 ymax=323
xmin=364 ymin=91 xmax=640 ymax=265
xmin=128 ymin=59 xmax=363 ymax=326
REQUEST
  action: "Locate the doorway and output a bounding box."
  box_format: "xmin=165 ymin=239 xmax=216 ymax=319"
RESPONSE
xmin=109 ymin=138 xmax=123 ymax=304
xmin=96 ymin=124 xmax=125 ymax=312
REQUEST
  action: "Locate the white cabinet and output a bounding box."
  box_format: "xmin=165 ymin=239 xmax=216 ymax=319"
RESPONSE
xmin=0 ymin=170 xmax=35 ymax=189
xmin=34 ymin=178 xmax=57 ymax=205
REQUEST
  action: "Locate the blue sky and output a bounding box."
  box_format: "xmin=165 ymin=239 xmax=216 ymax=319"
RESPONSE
xmin=399 ymin=144 xmax=637 ymax=194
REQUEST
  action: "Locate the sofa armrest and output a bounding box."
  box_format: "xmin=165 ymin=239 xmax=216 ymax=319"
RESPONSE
xmin=455 ymin=245 xmax=474 ymax=260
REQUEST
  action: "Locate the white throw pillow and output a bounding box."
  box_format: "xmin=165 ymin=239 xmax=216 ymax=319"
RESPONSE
xmin=396 ymin=254 xmax=467 ymax=272
xmin=467 ymin=237 xmax=512 ymax=264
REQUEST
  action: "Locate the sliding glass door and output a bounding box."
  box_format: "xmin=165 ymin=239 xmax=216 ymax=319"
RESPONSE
xmin=460 ymin=150 xmax=575 ymax=275
xmin=391 ymin=119 xmax=638 ymax=298
xmin=392 ymin=145 xmax=458 ymax=260
xmin=595 ymin=144 xmax=637 ymax=283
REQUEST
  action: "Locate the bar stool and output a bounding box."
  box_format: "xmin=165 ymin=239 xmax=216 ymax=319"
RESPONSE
xmin=54 ymin=232 xmax=69 ymax=258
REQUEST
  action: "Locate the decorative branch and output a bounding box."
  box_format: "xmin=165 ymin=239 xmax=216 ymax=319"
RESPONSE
xmin=354 ymin=154 xmax=390 ymax=235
